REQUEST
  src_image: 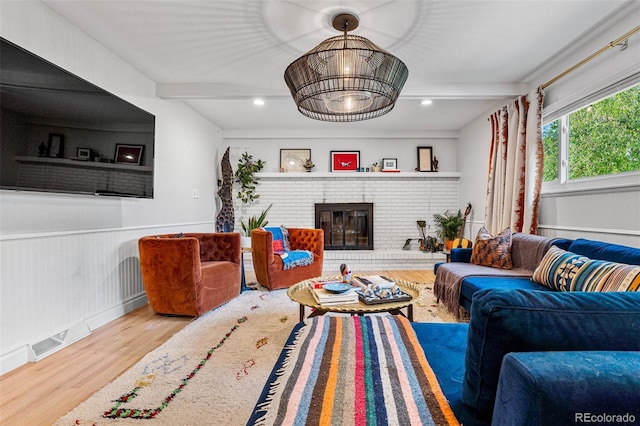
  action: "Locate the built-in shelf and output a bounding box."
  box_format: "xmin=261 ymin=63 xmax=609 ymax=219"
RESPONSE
xmin=15 ymin=156 xmax=152 ymax=173
xmin=257 ymin=171 xmax=460 ymax=178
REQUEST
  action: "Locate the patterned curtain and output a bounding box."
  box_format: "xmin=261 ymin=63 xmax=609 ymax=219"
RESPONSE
xmin=485 ymin=87 xmax=544 ymax=235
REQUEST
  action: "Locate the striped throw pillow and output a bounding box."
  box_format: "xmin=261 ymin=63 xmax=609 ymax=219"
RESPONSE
xmin=531 ymin=246 xmax=589 ymax=291
xmin=533 ymin=246 xmax=640 ymax=292
xmin=571 ymin=260 xmax=640 ymax=292
xmin=470 ymin=227 xmax=513 ymax=269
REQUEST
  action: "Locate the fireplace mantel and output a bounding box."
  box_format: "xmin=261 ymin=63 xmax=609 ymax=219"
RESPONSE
xmin=257 ymin=172 xmax=460 ymax=179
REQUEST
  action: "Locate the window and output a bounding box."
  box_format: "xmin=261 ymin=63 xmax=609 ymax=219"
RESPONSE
xmin=543 ymin=83 xmax=640 ymax=185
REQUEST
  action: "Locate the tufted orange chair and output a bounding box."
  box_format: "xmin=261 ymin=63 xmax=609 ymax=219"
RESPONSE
xmin=251 ymin=228 xmax=324 ymax=290
xmin=138 ymin=233 xmax=241 ymax=316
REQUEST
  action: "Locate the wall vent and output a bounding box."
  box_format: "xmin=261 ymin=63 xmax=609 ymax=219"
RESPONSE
xmin=28 ymin=322 xmax=91 ymax=361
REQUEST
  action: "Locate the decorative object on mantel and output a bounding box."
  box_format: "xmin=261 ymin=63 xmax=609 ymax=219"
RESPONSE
xmin=432 ymin=156 xmax=439 ymax=172
xmin=46 ymin=133 xmax=64 ymax=158
xmin=114 ymin=144 xmax=144 ymax=165
xmin=330 ymin=150 xmax=360 ymax=172
xmin=215 ymin=147 xmax=235 ymax=233
xmin=283 ymin=13 xmax=408 ymax=123
xmin=382 ymin=158 xmax=398 ymax=171
xmin=38 ymin=142 xmax=47 ymax=157
xmin=417 ymin=146 xmax=434 ymax=172
xmin=372 ymin=162 xmax=380 ymax=172
xmin=235 ymin=151 xmax=265 ymax=203
xmin=280 ymin=148 xmax=311 ymax=172
xmin=303 ymin=158 xmax=315 ymax=172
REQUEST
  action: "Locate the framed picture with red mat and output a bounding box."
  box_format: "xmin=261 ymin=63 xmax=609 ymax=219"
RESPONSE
xmin=330 ymin=151 xmax=359 ymax=172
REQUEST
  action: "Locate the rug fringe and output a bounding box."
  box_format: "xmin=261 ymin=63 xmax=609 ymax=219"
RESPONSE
xmin=250 ymin=323 xmax=309 ymax=425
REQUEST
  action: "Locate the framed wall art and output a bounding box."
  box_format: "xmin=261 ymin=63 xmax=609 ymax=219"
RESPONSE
xmin=330 ymin=151 xmax=360 ymax=172
xmin=382 ymin=158 xmax=398 ymax=171
xmin=417 ymin=146 xmax=434 ymax=172
xmin=47 ymin=133 xmax=65 ymax=158
xmin=77 ymin=148 xmax=91 ymax=161
xmin=280 ymin=148 xmax=311 ymax=172
xmin=115 ymin=144 xmax=144 ymax=165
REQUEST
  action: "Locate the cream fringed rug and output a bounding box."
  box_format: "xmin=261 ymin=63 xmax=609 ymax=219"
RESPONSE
xmin=56 ymin=281 xmax=457 ymax=426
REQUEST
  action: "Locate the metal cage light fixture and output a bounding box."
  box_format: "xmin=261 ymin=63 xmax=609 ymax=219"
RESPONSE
xmin=284 ymin=13 xmax=409 ymax=122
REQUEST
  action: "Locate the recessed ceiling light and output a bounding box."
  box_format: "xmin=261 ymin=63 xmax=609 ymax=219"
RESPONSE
xmin=253 ymin=98 xmax=265 ymax=106
xmin=420 ymin=99 xmax=433 ymax=106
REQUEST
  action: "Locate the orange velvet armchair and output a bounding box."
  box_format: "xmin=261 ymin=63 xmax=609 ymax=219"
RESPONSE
xmin=251 ymin=227 xmax=324 ymax=290
xmin=138 ymin=232 xmax=241 ymax=316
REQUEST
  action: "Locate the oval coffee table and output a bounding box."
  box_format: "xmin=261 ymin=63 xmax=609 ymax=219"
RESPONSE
xmin=287 ymin=276 xmax=422 ymax=322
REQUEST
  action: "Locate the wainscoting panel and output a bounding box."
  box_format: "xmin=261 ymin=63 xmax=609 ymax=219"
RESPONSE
xmin=0 ymin=222 xmax=213 ymax=374
xmin=537 ymin=225 xmax=640 ymax=247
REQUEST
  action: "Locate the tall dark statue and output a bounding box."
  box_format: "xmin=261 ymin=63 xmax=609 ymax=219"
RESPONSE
xmin=215 ymin=147 xmax=235 ymax=232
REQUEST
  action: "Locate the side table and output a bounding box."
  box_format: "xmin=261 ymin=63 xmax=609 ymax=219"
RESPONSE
xmin=240 ymin=247 xmax=256 ymax=292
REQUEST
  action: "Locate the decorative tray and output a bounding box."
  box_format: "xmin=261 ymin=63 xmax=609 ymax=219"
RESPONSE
xmin=356 ymin=288 xmax=412 ymax=305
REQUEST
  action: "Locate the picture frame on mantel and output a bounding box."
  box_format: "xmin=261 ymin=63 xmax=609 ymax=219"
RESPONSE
xmin=382 ymin=158 xmax=398 ymax=171
xmin=47 ymin=133 xmax=65 ymax=158
xmin=330 ymin=151 xmax=360 ymax=172
xmin=417 ymin=146 xmax=434 ymax=172
xmin=115 ymin=144 xmax=144 ymax=165
xmin=280 ymin=148 xmax=311 ymax=172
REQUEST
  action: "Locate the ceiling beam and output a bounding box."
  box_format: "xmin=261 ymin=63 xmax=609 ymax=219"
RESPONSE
xmin=156 ymin=82 xmax=530 ymax=100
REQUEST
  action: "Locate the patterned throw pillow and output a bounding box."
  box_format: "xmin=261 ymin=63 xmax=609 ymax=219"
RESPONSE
xmin=531 ymin=246 xmax=590 ymax=291
xmin=533 ymin=246 xmax=640 ymax=292
xmin=570 ymin=260 xmax=640 ymax=292
xmin=603 ymin=264 xmax=640 ymax=292
xmin=470 ymin=227 xmax=513 ymax=269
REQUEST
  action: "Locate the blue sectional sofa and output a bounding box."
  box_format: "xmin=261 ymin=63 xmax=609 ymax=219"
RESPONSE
xmin=414 ymin=238 xmax=640 ymax=425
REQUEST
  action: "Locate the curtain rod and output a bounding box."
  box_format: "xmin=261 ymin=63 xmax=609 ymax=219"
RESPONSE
xmin=541 ymin=25 xmax=640 ymax=89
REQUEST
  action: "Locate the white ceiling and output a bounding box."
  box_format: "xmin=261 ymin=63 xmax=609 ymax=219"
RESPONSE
xmin=42 ymin=0 xmax=631 ymax=132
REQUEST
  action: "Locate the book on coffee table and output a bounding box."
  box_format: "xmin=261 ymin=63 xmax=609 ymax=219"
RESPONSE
xmin=309 ymin=285 xmax=358 ymax=306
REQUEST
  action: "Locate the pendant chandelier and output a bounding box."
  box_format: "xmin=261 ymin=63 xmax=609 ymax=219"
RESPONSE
xmin=284 ymin=13 xmax=409 ymax=122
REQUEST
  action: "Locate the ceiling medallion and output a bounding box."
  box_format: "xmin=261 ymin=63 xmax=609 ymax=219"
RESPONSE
xmin=284 ymin=13 xmax=409 ymax=122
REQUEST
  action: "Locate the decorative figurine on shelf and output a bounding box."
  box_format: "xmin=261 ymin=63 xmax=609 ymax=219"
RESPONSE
xmin=432 ymin=156 xmax=439 ymax=172
xmin=340 ymin=263 xmax=352 ymax=283
xmin=38 ymin=142 xmax=47 ymax=157
xmin=303 ymin=158 xmax=315 ymax=172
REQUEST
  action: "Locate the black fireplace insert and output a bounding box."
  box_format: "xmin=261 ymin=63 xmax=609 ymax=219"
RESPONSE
xmin=315 ymin=203 xmax=373 ymax=250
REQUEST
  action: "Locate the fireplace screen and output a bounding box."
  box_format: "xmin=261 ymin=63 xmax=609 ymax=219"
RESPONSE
xmin=315 ymin=203 xmax=373 ymax=250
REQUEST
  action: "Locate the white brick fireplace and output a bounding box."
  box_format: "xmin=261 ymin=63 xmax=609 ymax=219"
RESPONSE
xmin=235 ymin=172 xmax=460 ymax=273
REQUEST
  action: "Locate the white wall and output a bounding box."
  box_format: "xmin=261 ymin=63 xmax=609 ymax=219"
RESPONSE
xmin=0 ymin=2 xmax=223 ymax=373
xmin=457 ymin=2 xmax=640 ymax=246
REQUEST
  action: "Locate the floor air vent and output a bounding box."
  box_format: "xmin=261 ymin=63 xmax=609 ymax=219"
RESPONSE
xmin=28 ymin=322 xmax=91 ymax=361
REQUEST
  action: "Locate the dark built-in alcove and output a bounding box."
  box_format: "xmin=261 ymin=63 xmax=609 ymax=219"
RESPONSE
xmin=315 ymin=203 xmax=373 ymax=250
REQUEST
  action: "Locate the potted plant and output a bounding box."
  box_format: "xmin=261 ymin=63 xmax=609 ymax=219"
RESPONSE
xmin=240 ymin=204 xmax=271 ymax=247
xmin=433 ymin=210 xmax=464 ymax=250
xmin=235 ymin=151 xmax=265 ymax=204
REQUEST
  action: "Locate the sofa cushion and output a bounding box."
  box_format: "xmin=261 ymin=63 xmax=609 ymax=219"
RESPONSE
xmin=531 ymin=245 xmax=589 ymax=291
xmin=568 ymin=238 xmax=640 ymax=266
xmin=492 ymin=351 xmax=640 ymax=426
xmin=460 ymin=276 xmax=550 ymax=303
xmin=470 ymin=227 xmax=513 ymax=269
xmin=461 ymin=289 xmax=640 ymax=420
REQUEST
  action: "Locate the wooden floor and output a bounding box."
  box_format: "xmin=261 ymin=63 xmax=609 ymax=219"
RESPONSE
xmin=0 ymin=270 xmax=432 ymax=425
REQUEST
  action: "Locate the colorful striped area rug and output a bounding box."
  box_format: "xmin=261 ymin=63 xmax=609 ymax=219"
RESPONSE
xmin=248 ymin=315 xmax=460 ymax=425
xmin=54 ymin=279 xmax=456 ymax=425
